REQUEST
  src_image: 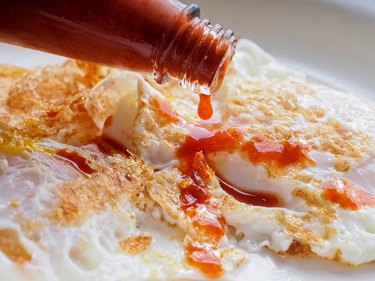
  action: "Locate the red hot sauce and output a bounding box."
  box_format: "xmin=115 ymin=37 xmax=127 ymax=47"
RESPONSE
xmin=320 ymin=179 xmax=375 ymax=210
xmin=243 ymin=135 xmax=315 ymax=168
xmin=178 ymin=152 xmax=226 ymax=278
xmin=218 ymin=178 xmax=280 ymax=208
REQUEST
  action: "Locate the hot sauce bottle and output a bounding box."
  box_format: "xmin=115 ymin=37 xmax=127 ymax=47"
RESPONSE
xmin=0 ymin=0 xmax=236 ymax=96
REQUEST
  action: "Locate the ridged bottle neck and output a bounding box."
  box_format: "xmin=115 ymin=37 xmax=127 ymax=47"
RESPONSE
xmin=154 ymin=4 xmax=237 ymax=94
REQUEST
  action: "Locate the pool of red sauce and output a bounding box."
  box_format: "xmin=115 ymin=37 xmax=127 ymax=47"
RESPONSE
xmin=55 ymin=149 xmax=95 ymax=175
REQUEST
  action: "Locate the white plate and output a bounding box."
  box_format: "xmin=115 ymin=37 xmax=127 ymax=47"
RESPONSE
xmin=1 ymin=1 xmax=375 ymax=281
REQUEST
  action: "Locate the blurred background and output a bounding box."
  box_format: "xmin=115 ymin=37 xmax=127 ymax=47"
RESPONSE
xmin=186 ymin=0 xmax=375 ymax=100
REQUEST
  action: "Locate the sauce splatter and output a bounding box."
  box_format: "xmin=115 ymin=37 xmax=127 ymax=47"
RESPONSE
xmin=243 ymin=135 xmax=315 ymax=168
xmin=321 ymin=179 xmax=375 ymax=210
xmin=56 ymin=149 xmax=95 ymax=175
xmin=198 ymin=94 xmax=213 ymax=120
xmin=218 ymin=178 xmax=280 ymax=207
xmin=185 ymin=242 xmax=223 ymax=279
xmin=177 ymin=127 xmax=242 ymax=173
xmin=150 ymin=97 xmax=180 ymax=123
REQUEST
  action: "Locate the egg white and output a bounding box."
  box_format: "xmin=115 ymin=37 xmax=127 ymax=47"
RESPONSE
xmin=0 ymin=141 xmax=209 ymax=281
xmin=2 ymin=38 xmax=375 ymax=281
xmin=96 ymin=39 xmax=375 ymax=267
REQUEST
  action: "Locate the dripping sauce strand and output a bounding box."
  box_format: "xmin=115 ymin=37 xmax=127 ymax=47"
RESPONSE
xmin=197 ymin=47 xmax=232 ymax=121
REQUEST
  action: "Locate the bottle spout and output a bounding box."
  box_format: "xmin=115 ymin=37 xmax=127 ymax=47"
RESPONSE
xmin=153 ymin=4 xmax=237 ymax=95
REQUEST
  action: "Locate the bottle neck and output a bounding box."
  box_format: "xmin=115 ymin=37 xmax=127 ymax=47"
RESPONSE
xmin=153 ymin=4 xmax=237 ymax=94
xmin=0 ymin=1 xmax=235 ymax=94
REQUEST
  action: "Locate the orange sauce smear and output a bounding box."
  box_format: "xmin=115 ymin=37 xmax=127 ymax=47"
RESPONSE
xmin=179 ymin=153 xmax=226 ymax=240
xmin=55 ymin=149 xmax=95 ymax=175
xmin=198 ymin=94 xmax=213 ymax=120
xmin=243 ymin=135 xmax=315 ymax=168
xmin=185 ymin=242 xmax=223 ymax=279
xmin=321 ymin=179 xmax=375 ymax=210
xmin=218 ymin=178 xmax=280 ymax=207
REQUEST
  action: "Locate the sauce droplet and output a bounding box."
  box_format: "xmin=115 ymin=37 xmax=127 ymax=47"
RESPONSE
xmin=198 ymin=94 xmax=213 ymax=120
xmin=218 ymin=178 xmax=280 ymax=207
xmin=56 ymin=149 xmax=95 ymax=175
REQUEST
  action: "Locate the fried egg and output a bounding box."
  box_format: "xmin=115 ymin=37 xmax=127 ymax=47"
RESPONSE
xmin=1 ymin=40 xmax=375 ymax=281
